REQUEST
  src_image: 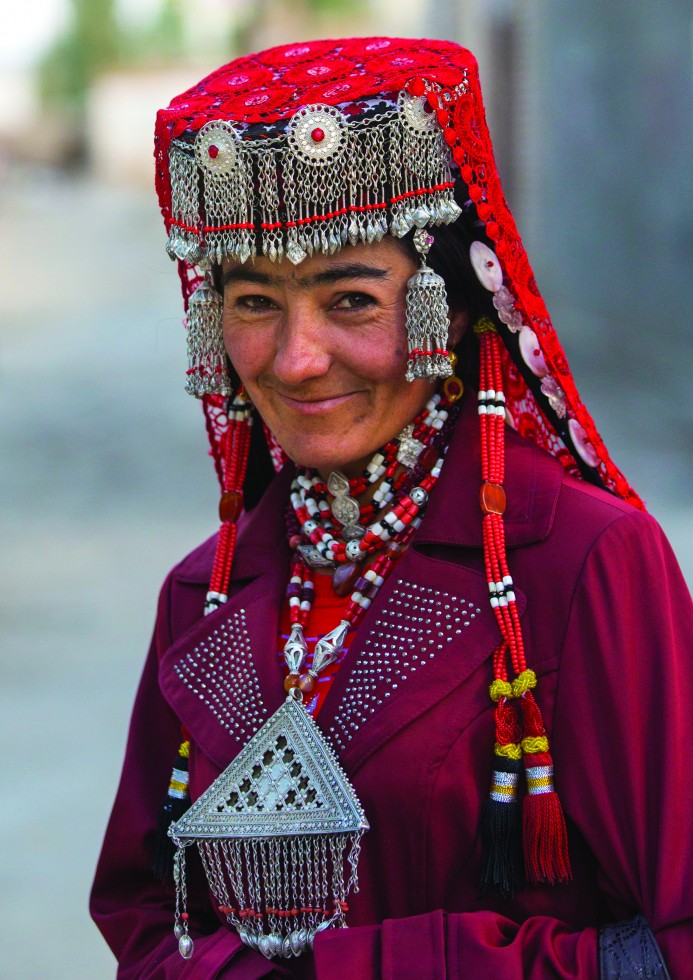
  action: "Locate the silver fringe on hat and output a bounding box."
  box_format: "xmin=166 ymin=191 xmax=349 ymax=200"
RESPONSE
xmin=166 ymin=89 xmax=464 ymax=269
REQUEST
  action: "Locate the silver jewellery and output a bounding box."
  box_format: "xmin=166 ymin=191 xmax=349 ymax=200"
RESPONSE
xmin=326 ymin=470 xmax=363 ymax=541
xmin=166 ymin=88 xmax=464 ymax=269
xmin=290 ymin=393 xmax=451 ymax=571
xmin=169 ymin=394 xmax=459 ymax=961
xmin=184 ymin=275 xmax=232 ymax=397
xmin=169 ymin=690 xmax=368 ymax=960
xmin=405 ymin=228 xmax=454 ymax=382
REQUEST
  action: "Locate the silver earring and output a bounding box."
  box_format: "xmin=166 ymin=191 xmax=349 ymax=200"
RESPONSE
xmin=184 ymin=276 xmax=232 ymax=397
xmin=404 ymin=229 xmax=454 ymax=382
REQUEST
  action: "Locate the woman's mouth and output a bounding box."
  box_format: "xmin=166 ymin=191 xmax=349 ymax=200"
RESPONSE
xmin=273 ymin=390 xmax=362 ymax=415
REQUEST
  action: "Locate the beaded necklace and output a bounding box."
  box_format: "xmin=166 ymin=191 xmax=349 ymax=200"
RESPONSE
xmin=289 ymin=393 xmax=452 ymax=569
xmin=281 ymin=391 xmax=461 ymax=697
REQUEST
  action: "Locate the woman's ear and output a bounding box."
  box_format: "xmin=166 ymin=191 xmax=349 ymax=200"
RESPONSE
xmin=448 ymin=307 xmax=469 ymax=348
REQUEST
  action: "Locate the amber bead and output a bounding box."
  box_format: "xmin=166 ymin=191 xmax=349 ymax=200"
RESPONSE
xmin=443 ymin=376 xmax=464 ymax=403
xmin=298 ymin=673 xmax=316 ymax=693
xmin=284 ymin=673 xmax=300 ymax=692
xmin=288 ymin=534 xmax=301 ymax=551
xmin=219 ymin=490 xmax=243 ymax=523
xmin=480 ymin=482 xmax=506 ymax=515
xmin=418 ymin=446 xmax=439 ymax=472
xmin=385 ymin=541 xmax=404 ymax=559
xmin=332 ymin=562 xmax=360 ymax=597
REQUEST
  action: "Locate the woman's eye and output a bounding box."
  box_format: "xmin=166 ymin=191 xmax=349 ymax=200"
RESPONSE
xmin=232 ymin=295 xmax=276 ymax=311
xmin=333 ymin=292 xmax=375 ymax=310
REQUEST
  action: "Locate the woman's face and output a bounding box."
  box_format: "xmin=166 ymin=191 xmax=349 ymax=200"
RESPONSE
xmin=221 ymin=238 xmax=465 ymax=478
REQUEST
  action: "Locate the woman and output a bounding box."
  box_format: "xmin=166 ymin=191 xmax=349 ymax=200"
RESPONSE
xmin=91 ymin=37 xmax=692 ymax=977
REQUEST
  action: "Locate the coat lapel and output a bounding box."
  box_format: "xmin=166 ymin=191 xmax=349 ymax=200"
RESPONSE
xmin=316 ymin=547 xmax=523 ymax=775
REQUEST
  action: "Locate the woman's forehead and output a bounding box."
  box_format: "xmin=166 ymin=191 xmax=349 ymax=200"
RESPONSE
xmin=220 ymin=239 xmax=414 ymax=289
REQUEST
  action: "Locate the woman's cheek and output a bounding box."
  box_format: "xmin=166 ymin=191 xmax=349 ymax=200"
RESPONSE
xmin=223 ymin=323 xmax=266 ymax=377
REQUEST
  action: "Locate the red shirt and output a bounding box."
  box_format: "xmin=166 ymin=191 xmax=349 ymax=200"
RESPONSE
xmin=277 ymin=571 xmax=351 ymax=717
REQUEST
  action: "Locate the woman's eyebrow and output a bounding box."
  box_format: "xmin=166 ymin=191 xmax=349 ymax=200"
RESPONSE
xmin=221 ymin=263 xmax=390 ymax=290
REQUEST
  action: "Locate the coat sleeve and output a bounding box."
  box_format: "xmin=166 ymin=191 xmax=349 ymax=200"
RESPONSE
xmin=312 ymin=510 xmax=693 ymax=978
xmin=90 ymin=572 xmax=292 ymax=979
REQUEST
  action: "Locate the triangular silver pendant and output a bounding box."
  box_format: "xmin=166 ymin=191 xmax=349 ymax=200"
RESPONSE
xmin=172 ymin=694 xmax=367 ymax=840
xmin=169 ymin=694 xmax=368 ymax=960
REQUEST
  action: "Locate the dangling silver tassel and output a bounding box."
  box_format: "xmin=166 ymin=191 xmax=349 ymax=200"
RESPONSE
xmin=405 ymin=229 xmax=454 ymax=382
xmin=172 ymin=843 xmax=195 ymax=958
xmin=185 ymin=277 xmax=232 ymax=398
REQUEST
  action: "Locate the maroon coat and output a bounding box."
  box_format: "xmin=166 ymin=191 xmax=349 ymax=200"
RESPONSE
xmin=91 ymin=398 xmax=693 ymax=977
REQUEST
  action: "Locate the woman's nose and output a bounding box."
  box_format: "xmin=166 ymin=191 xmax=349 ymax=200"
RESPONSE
xmin=272 ymin=304 xmax=332 ymax=386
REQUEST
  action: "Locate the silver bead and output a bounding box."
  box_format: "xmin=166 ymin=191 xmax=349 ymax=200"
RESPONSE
xmin=297 ymin=544 xmax=335 ymax=569
xmin=178 ymin=934 xmax=194 ymax=959
xmin=286 ymin=242 xmax=307 ymax=265
xmin=174 ymin=922 xmax=184 ymax=939
xmin=411 ymin=206 xmax=431 ymax=228
xmin=410 ymin=486 xmax=429 ymax=507
xmin=312 ymin=619 xmax=350 ymax=674
xmin=327 ymin=470 xmax=349 ymax=495
xmin=283 ymin=622 xmax=309 ymax=674
xmin=345 ymin=539 xmax=364 ymax=562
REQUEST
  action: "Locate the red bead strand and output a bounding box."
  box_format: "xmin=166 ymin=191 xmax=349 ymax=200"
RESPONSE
xmin=206 ymin=396 xmax=253 ymax=609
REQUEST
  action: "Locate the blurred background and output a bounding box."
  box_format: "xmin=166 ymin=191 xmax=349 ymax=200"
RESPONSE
xmin=2 ymin=1 xmax=691 ymax=976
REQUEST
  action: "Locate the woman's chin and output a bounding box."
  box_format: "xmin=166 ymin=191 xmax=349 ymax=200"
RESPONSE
xmin=281 ymin=441 xmax=370 ymax=478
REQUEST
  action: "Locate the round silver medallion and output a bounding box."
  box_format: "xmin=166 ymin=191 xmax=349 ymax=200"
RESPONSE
xmin=331 ymin=494 xmax=360 ymax=527
xmin=195 ymin=120 xmax=239 ymax=174
xmin=287 ymin=104 xmax=348 ymax=166
xmin=398 ymin=90 xmax=438 ymax=135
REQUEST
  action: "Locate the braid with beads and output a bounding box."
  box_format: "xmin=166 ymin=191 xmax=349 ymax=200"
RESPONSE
xmin=475 ymin=317 xmax=571 ymax=894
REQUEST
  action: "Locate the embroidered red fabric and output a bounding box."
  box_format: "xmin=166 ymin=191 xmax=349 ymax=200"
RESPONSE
xmin=155 ymin=37 xmax=642 ymax=509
